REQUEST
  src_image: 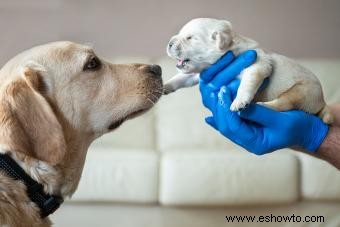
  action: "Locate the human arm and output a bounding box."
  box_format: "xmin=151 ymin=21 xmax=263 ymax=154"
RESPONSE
xmin=305 ymin=105 xmax=340 ymax=169
xmin=329 ymin=104 xmax=340 ymax=126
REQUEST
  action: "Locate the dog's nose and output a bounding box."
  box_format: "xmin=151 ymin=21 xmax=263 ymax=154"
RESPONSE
xmin=148 ymin=64 xmax=162 ymax=77
xmin=168 ymin=37 xmax=177 ymax=49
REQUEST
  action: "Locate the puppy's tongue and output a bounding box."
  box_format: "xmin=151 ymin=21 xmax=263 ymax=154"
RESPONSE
xmin=177 ymin=59 xmax=185 ymax=67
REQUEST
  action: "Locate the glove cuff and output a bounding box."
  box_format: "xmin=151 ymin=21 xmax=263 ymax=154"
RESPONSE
xmin=304 ymin=118 xmax=329 ymax=152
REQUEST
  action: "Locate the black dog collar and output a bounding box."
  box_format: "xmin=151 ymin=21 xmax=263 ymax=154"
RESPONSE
xmin=0 ymin=153 xmax=63 ymax=218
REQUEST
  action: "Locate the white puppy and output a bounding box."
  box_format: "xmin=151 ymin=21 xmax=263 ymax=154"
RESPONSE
xmin=165 ymin=18 xmax=332 ymax=123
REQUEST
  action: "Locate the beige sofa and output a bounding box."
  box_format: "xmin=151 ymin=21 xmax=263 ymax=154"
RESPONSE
xmin=51 ymin=57 xmax=340 ymax=227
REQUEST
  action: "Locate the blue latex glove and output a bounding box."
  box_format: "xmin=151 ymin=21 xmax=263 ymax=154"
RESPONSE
xmin=199 ymin=51 xmax=329 ymax=155
xmin=200 ymin=50 xmax=257 ymax=88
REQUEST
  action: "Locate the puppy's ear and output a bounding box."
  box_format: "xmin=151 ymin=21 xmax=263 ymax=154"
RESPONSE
xmin=211 ymin=20 xmax=233 ymax=50
xmin=1 ymin=65 xmax=66 ymax=165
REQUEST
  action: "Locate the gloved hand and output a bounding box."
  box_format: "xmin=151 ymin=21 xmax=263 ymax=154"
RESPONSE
xmin=199 ymin=51 xmax=329 ymax=155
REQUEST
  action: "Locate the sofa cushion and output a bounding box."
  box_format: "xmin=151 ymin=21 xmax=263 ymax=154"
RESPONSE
xmin=71 ymin=148 xmax=159 ymax=203
xmin=155 ymin=57 xmax=239 ymax=151
xmin=298 ymin=153 xmax=340 ymax=200
xmin=159 ymin=150 xmax=299 ymax=205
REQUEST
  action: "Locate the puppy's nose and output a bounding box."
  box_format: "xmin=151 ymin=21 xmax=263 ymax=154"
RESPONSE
xmin=168 ymin=37 xmax=177 ymax=49
xmin=168 ymin=41 xmax=174 ymax=48
xmin=148 ymin=64 xmax=162 ymax=77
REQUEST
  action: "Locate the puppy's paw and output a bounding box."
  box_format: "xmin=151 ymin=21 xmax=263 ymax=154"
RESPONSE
xmin=163 ymin=84 xmax=176 ymax=95
xmin=230 ymin=99 xmax=249 ymax=111
xmin=230 ymin=94 xmax=252 ymax=111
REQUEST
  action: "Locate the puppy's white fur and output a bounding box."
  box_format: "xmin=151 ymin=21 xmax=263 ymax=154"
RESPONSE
xmin=165 ymin=18 xmax=332 ymax=123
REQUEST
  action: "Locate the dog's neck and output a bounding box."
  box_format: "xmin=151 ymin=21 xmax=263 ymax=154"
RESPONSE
xmin=57 ymin=129 xmax=93 ymax=197
xmin=0 ymin=86 xmax=98 ymax=198
xmin=1 ymin=125 xmax=94 ymax=198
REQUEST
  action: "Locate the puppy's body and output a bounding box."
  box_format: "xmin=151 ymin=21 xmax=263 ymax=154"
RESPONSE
xmin=165 ymin=18 xmax=332 ymax=123
xmin=0 ymin=41 xmax=162 ymax=226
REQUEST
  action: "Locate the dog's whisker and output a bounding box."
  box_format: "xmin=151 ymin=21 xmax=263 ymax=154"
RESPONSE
xmin=141 ymin=94 xmax=156 ymax=105
xmin=149 ymin=93 xmax=159 ymax=100
xmin=153 ymin=90 xmax=163 ymax=95
xmin=147 ymin=97 xmax=155 ymax=105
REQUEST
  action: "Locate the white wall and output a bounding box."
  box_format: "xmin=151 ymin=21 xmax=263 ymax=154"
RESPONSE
xmin=0 ymin=0 xmax=339 ymax=66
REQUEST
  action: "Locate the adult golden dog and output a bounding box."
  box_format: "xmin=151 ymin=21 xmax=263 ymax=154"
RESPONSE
xmin=0 ymin=41 xmax=163 ymax=227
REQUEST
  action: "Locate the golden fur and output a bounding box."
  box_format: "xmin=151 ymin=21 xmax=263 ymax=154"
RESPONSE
xmin=0 ymin=41 xmax=163 ymax=227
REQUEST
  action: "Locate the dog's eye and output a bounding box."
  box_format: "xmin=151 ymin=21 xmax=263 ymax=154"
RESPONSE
xmin=84 ymin=56 xmax=101 ymax=71
xmin=186 ymin=36 xmax=193 ymax=40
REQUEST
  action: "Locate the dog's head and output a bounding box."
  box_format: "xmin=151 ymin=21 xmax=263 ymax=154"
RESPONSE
xmin=167 ymin=18 xmax=233 ymax=73
xmin=0 ymin=41 xmax=163 ymax=165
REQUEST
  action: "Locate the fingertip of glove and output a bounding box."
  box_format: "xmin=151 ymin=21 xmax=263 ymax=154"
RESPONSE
xmin=221 ymin=51 xmax=235 ymax=62
xmin=200 ymin=70 xmax=209 ymax=82
xmin=200 ymin=51 xmax=235 ymax=82
xmin=205 ymin=116 xmax=216 ymax=128
xmin=240 ymin=50 xmax=257 ymax=65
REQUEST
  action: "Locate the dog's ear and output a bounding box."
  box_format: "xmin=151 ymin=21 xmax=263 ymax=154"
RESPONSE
xmin=0 ymin=65 xmax=66 ymax=165
xmin=211 ymin=20 xmax=233 ymax=50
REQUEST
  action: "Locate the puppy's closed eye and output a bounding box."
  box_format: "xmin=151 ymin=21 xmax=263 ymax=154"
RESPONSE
xmin=83 ymin=56 xmax=101 ymax=71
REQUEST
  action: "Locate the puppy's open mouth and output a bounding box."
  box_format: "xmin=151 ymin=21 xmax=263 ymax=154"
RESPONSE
xmin=176 ymin=58 xmax=190 ymax=69
xmin=108 ymin=108 xmax=148 ymax=131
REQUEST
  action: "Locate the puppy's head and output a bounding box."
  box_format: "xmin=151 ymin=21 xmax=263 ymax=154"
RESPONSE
xmin=0 ymin=41 xmax=163 ymax=164
xmin=167 ymin=18 xmax=233 ymax=73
